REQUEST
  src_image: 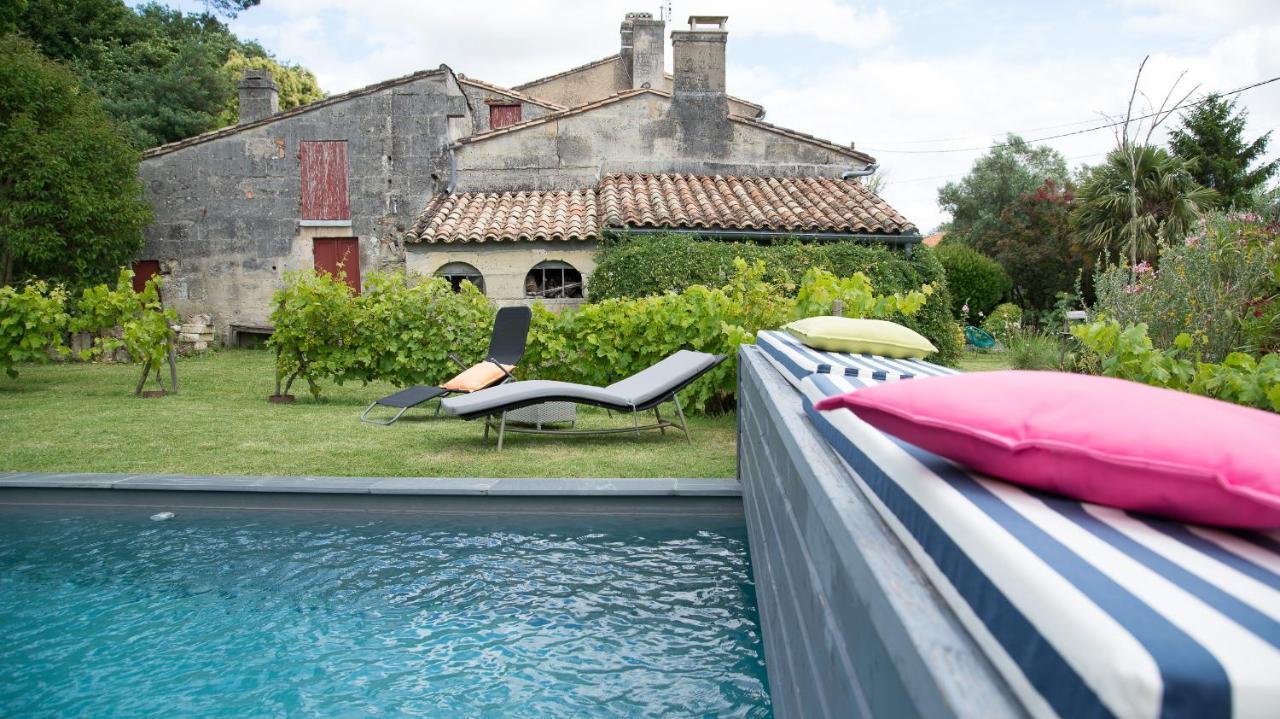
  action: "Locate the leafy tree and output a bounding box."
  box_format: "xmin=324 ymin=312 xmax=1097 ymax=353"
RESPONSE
xmin=1170 ymin=94 xmax=1277 ymax=210
xmin=937 ymin=134 xmax=1069 ymax=254
xmin=0 ymin=35 xmax=151 ymax=287
xmin=14 ymin=1 xmax=322 ymax=148
xmin=1071 ymin=145 xmax=1216 ymax=262
xmin=995 ymin=179 xmax=1088 ymax=311
xmin=220 ymin=49 xmax=325 ymax=125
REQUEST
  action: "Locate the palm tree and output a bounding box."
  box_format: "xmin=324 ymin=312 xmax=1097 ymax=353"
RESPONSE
xmin=1071 ymin=145 xmax=1217 ymax=263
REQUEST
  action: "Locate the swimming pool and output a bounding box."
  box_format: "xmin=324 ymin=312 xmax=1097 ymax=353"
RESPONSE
xmin=0 ymin=503 xmax=770 ymax=717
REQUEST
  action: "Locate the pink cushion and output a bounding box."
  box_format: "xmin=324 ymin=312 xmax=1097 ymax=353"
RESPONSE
xmin=813 ymin=371 xmax=1280 ymax=529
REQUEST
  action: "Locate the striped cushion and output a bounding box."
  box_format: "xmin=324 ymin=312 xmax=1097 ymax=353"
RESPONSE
xmin=799 ymin=372 xmax=1280 ymax=719
xmin=755 ymin=330 xmax=956 ymax=390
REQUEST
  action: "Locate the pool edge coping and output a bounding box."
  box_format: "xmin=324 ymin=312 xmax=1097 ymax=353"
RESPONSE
xmin=0 ymin=472 xmax=742 ymax=497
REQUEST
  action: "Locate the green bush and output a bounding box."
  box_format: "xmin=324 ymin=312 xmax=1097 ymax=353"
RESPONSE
xmin=72 ymin=268 xmax=181 ymax=394
xmin=934 ymin=244 xmax=1011 ymax=319
xmin=267 ymin=260 xmax=936 ymax=411
xmin=589 ymin=234 xmax=960 ymax=365
xmin=268 ymin=270 xmax=494 ymax=397
xmin=0 ymin=280 xmax=69 ymax=378
xmin=1073 ymin=320 xmax=1280 ymax=412
xmin=1005 ymin=329 xmax=1063 ymax=371
xmin=982 ymin=303 xmax=1023 ymax=343
xmin=1092 ymin=212 xmax=1279 ymax=362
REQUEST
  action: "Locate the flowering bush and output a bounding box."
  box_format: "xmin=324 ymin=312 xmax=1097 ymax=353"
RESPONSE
xmin=1092 ymin=212 xmax=1279 ymax=362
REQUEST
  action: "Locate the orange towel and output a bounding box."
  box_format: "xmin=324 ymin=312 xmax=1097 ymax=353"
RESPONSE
xmin=441 ymin=363 xmax=514 ymax=392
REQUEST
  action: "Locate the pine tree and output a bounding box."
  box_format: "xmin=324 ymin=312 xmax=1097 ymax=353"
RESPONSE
xmin=1170 ymin=94 xmax=1277 ymax=209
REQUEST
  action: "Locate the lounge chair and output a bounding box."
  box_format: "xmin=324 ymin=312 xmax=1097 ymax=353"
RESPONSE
xmin=440 ymin=350 xmax=726 ymax=449
xmin=359 ymin=305 xmax=533 ymax=425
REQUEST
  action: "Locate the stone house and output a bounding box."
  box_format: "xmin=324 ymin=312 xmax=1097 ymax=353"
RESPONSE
xmin=136 ymin=13 xmax=919 ymax=341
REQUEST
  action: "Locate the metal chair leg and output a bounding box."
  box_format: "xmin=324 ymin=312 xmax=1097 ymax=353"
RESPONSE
xmin=673 ymin=393 xmax=692 ymax=444
xmin=497 ymin=411 xmax=507 ymax=450
xmin=632 ymin=411 xmax=640 ymax=437
xmin=655 ymin=406 xmax=666 ymax=434
xmin=360 ymin=402 xmax=408 ymax=426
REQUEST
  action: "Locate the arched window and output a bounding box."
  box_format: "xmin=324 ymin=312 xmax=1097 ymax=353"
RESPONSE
xmin=435 ymin=262 xmax=485 ymax=294
xmin=525 ymin=260 xmax=583 ymax=299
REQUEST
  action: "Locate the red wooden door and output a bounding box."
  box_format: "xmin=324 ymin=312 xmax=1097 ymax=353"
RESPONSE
xmin=132 ymin=260 xmax=161 ymax=293
xmin=312 ymin=238 xmax=361 ymax=294
xmin=300 ymin=141 xmax=349 ymax=220
xmin=489 ymin=104 xmax=522 ymax=129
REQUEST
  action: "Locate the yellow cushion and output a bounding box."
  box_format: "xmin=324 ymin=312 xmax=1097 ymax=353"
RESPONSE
xmin=441 ymin=363 xmax=513 ymax=392
xmin=784 ymin=317 xmax=937 ymax=359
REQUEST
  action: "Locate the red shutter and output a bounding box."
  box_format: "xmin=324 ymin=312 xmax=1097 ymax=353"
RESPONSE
xmin=132 ymin=260 xmax=161 ymax=293
xmin=312 ymin=238 xmax=361 ymax=294
xmin=489 ymin=104 xmax=522 ymax=130
xmin=300 ymin=141 xmax=349 ymax=220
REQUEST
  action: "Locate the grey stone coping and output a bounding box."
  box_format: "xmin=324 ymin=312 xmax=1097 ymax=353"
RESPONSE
xmin=0 ymin=471 xmax=741 ymax=497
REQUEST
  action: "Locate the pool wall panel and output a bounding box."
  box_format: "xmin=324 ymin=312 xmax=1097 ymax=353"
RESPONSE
xmin=737 ymin=346 xmax=1025 ymax=719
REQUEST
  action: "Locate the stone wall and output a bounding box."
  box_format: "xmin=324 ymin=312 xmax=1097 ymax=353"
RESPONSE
xmin=460 ymin=81 xmax=556 ymax=134
xmin=454 ymin=92 xmax=868 ymax=192
xmin=138 ymin=70 xmax=470 ymax=336
xmin=736 ymin=346 xmax=1025 ymax=719
xmin=405 ymin=240 xmax=597 ymax=307
xmin=512 ymin=56 xmax=631 ymax=110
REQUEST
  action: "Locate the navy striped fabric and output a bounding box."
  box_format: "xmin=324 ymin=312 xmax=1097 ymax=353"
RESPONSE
xmin=798 ymin=371 xmax=1280 ymax=719
xmin=755 ymin=330 xmax=957 ymax=389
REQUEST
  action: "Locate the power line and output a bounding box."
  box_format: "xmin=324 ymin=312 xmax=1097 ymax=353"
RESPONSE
xmin=862 ymin=75 xmax=1280 ymax=155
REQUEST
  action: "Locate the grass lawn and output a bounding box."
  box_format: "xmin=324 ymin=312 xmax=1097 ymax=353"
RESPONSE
xmin=958 ymin=351 xmax=1013 ymax=372
xmin=0 ymin=350 xmax=736 ymax=478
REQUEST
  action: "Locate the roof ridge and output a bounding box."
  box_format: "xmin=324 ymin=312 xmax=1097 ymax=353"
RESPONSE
xmin=511 ymin=54 xmax=622 ymax=91
xmin=456 ymin=88 xmax=668 ymax=145
xmin=143 ymin=66 xmax=451 ymax=159
xmin=728 ymin=115 xmax=877 ymax=165
xmin=457 ymin=75 xmax=567 ymax=111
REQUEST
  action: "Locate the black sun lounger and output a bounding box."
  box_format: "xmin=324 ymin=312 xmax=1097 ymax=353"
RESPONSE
xmin=439 ymin=350 xmax=726 ymax=449
xmin=359 ymin=305 xmax=533 ymax=425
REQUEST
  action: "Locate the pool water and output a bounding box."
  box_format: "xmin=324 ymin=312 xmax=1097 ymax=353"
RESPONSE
xmin=0 ymin=506 xmax=770 ymax=718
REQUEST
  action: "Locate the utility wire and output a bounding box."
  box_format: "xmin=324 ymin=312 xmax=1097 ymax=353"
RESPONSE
xmin=862 ymin=75 xmax=1280 ymax=155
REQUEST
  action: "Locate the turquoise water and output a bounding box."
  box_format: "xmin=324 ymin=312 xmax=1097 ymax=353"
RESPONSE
xmin=0 ymin=506 xmax=770 ymax=718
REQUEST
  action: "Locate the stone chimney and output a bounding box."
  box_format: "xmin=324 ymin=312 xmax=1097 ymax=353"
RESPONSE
xmin=670 ymin=16 xmax=729 ymax=153
xmin=237 ymin=69 xmax=279 ymax=125
xmin=620 ymin=11 xmax=665 ymax=89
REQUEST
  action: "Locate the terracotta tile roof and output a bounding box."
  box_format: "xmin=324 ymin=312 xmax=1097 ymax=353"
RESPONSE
xmin=457 ymin=75 xmax=566 ymax=111
xmin=144 ymin=66 xmax=452 ymax=159
xmin=599 ymin=174 xmax=914 ymax=234
xmin=923 ymin=231 xmax=945 ymax=247
xmin=408 ymin=173 xmax=917 ymax=243
xmin=408 ymin=189 xmax=598 ymax=244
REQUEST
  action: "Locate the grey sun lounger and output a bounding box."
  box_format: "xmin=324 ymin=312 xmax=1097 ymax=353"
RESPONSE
xmin=440 ymin=350 xmax=726 ymax=449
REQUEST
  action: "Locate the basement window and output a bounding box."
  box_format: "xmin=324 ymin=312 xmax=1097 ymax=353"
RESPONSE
xmin=435 ymin=262 xmax=485 ymax=294
xmin=525 ymin=260 xmax=583 ymax=299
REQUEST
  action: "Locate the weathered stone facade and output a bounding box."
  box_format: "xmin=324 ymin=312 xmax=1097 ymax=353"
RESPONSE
xmin=139 ymin=68 xmax=469 ymax=332
xmin=136 ymin=12 xmax=906 ymax=339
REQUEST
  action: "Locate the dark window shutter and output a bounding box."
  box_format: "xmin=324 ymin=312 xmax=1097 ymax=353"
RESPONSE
xmin=312 ymin=238 xmax=361 ymax=294
xmin=489 ymin=104 xmax=522 ymax=130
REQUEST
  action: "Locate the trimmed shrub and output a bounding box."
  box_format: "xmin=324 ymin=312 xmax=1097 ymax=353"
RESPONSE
xmin=589 ymin=235 xmax=961 ymax=364
xmin=935 ymin=243 xmax=1012 ymax=319
xmin=982 ymin=303 xmax=1023 ymax=343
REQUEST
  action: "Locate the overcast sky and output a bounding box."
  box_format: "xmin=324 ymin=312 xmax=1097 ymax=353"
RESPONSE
xmin=172 ymin=0 xmax=1278 ymax=231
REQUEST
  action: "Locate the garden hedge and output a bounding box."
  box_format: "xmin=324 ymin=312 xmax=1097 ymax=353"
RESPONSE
xmin=933 ymin=243 xmax=1012 ymax=320
xmin=588 ymin=234 xmax=961 ymax=365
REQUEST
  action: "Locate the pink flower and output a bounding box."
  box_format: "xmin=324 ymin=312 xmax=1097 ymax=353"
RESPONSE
xmin=1123 ymin=284 xmax=1140 ymax=294
xmin=1134 ymin=261 xmax=1153 ymax=275
xmin=961 ymin=303 xmax=969 ymax=313
xmin=1185 ymin=235 xmax=1201 ymax=248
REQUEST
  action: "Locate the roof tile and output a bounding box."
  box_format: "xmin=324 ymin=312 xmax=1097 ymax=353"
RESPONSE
xmin=406 ymin=173 xmax=916 ymax=244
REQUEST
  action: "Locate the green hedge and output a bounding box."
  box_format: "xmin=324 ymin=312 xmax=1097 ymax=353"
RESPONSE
xmin=589 ymin=234 xmax=961 ymax=364
xmin=933 ymin=243 xmax=1011 ymax=319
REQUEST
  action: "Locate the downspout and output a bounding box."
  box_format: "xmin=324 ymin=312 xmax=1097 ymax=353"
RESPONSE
xmin=841 ymin=163 xmax=879 ymax=180
xmin=445 ymin=143 xmax=458 ymax=194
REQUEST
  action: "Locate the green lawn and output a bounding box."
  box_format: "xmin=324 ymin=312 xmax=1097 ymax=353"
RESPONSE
xmin=0 ymin=350 xmax=736 ymax=478
xmin=958 ymin=351 xmax=1013 ymax=372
